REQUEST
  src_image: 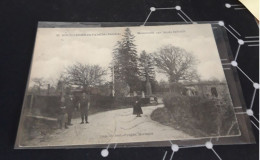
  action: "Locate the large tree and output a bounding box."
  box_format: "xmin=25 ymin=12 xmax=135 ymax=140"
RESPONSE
xmin=139 ymin=50 xmax=155 ymax=95
xmin=112 ymin=28 xmax=140 ymax=92
xmin=65 ymin=62 xmax=106 ymax=89
xmin=139 ymin=50 xmax=155 ymax=82
xmin=153 ymin=45 xmax=199 ymax=83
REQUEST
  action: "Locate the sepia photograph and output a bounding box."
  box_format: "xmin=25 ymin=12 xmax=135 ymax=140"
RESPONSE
xmin=16 ymin=24 xmax=241 ymax=148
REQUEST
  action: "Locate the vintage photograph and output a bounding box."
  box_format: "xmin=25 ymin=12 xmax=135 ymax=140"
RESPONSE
xmin=16 ymin=24 xmax=241 ymax=147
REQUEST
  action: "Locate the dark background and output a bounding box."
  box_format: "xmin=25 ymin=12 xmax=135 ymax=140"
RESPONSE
xmin=0 ymin=0 xmax=259 ymax=159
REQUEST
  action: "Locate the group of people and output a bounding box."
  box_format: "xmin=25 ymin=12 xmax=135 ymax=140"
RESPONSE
xmin=57 ymin=91 xmax=157 ymax=129
xmin=58 ymin=91 xmax=90 ymax=129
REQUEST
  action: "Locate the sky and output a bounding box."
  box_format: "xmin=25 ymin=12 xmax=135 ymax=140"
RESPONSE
xmin=29 ymin=24 xmax=226 ymax=87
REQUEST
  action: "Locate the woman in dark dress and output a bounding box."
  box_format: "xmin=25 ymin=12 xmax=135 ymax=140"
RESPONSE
xmin=133 ymin=98 xmax=143 ymax=117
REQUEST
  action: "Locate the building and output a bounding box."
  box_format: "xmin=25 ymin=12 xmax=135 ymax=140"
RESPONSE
xmin=182 ymin=81 xmax=230 ymax=100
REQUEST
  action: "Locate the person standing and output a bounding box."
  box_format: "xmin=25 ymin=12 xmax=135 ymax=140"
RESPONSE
xmin=79 ymin=91 xmax=90 ymax=124
xmin=64 ymin=93 xmax=75 ymax=125
xmin=57 ymin=106 xmax=68 ymax=129
xmin=133 ymin=97 xmax=143 ymax=117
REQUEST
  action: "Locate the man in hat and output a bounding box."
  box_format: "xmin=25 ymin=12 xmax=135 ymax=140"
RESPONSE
xmin=78 ymin=91 xmax=90 ymax=124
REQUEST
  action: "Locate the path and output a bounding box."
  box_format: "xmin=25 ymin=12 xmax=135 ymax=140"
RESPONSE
xmin=27 ymin=105 xmax=193 ymax=147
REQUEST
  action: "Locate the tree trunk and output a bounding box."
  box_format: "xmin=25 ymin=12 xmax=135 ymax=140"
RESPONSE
xmin=145 ymin=79 xmax=152 ymax=96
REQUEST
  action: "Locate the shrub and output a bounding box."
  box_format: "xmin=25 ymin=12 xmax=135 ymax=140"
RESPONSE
xmin=31 ymin=95 xmax=61 ymax=117
xmin=162 ymin=93 xmax=221 ymax=136
xmin=150 ymin=107 xmax=173 ymax=124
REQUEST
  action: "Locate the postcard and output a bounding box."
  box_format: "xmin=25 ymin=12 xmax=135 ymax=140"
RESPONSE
xmin=15 ymin=23 xmax=251 ymax=148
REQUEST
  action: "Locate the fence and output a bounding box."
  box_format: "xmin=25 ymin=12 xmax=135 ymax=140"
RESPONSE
xmin=24 ymin=94 xmax=151 ymax=118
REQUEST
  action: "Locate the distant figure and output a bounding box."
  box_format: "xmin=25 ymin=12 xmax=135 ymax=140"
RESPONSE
xmin=154 ymin=96 xmax=158 ymax=105
xmin=211 ymin=87 xmax=218 ymax=98
xmin=64 ymin=93 xmax=75 ymax=125
xmin=141 ymin=91 xmax=145 ymax=98
xmin=133 ymin=98 xmax=143 ymax=117
xmin=79 ymin=92 xmax=90 ymax=124
xmin=57 ymin=106 xmax=68 ymax=129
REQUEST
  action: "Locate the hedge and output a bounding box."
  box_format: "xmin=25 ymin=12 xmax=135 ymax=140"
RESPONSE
xmin=152 ymin=93 xmax=239 ymax=136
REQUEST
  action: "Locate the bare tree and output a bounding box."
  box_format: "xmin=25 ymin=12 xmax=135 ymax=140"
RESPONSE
xmin=57 ymin=72 xmax=71 ymax=85
xmin=45 ymin=78 xmax=56 ymax=88
xmin=153 ymin=45 xmax=199 ymax=83
xmin=32 ymin=77 xmax=47 ymax=93
xmin=65 ymin=62 xmax=106 ymax=89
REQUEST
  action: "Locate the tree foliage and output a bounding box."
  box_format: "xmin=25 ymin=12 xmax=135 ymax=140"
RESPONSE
xmin=32 ymin=77 xmax=47 ymax=93
xmin=112 ymin=28 xmax=140 ymax=92
xmin=153 ymin=45 xmax=199 ymax=83
xmin=139 ymin=50 xmax=155 ymax=82
xmin=32 ymin=77 xmax=46 ymax=88
xmin=65 ymin=62 xmax=106 ymax=89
